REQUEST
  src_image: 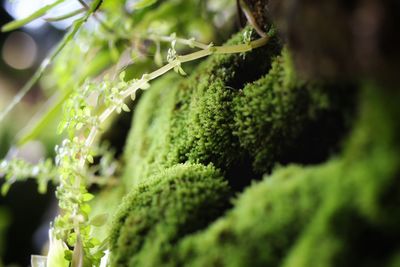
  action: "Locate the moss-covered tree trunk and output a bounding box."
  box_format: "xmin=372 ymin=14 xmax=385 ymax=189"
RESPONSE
xmin=101 ymin=1 xmax=400 ymax=266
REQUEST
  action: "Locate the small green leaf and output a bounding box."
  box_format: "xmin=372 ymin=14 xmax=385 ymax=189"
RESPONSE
xmin=67 ymin=232 xmax=77 ymax=246
xmin=81 ymin=203 xmax=92 ymax=216
xmin=38 ymin=180 xmax=48 ymax=194
xmin=64 ymin=250 xmax=73 ymax=261
xmin=2 ymin=0 xmax=65 ymax=32
xmin=86 ymin=155 xmax=94 ymax=164
xmin=119 ymin=71 xmax=126 ymax=81
xmin=130 ymin=0 xmax=158 ymax=10
xmin=82 ymin=193 xmax=94 ymax=202
xmin=130 ymin=93 xmax=136 ymax=101
xmin=122 ymin=104 xmax=131 ymax=112
xmin=1 ymin=183 xmax=10 ymax=196
xmin=174 ymin=66 xmax=187 ymax=76
xmin=90 ymin=214 xmax=108 ymax=227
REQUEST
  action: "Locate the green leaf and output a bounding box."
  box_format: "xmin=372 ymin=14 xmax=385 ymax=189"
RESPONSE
xmin=2 ymin=0 xmax=65 ymax=32
xmin=89 ymin=214 xmax=108 ymax=227
xmin=38 ymin=180 xmax=48 ymax=194
xmin=64 ymin=250 xmax=73 ymax=261
xmin=130 ymin=0 xmax=158 ymax=10
xmin=86 ymin=155 xmax=94 ymax=164
xmin=119 ymin=71 xmax=126 ymax=81
xmin=67 ymin=232 xmax=77 ymax=246
xmin=174 ymin=65 xmax=187 ymax=76
xmin=82 ymin=193 xmax=94 ymax=202
xmin=122 ymin=104 xmax=131 ymax=112
xmin=81 ymin=203 xmax=92 ymax=216
xmin=1 ymin=183 xmax=10 ymax=196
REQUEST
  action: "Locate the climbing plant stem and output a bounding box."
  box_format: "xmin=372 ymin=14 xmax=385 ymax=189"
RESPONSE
xmin=83 ymin=35 xmax=270 ymax=150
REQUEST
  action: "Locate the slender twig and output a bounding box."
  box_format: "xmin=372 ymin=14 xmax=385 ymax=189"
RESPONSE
xmin=82 ymin=35 xmax=270 ymax=154
xmin=238 ymin=0 xmax=266 ymax=37
xmin=76 ymin=0 xmax=115 ymax=34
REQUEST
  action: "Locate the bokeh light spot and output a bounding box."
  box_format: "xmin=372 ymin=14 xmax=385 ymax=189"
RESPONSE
xmin=2 ymin=31 xmax=38 ymax=70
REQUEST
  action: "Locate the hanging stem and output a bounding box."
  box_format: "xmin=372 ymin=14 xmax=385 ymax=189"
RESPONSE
xmin=83 ymin=34 xmax=270 ymax=151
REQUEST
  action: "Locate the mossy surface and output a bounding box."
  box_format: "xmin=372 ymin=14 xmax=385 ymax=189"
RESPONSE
xmin=122 ymin=30 xmax=282 ymax=189
xmin=176 ymin=162 xmax=338 ymax=267
xmin=175 ymin=86 xmax=400 ymax=267
xmin=122 ymin=30 xmax=353 ymax=190
xmin=107 ymin=29 xmax=399 ymax=267
xmin=112 ymin=84 xmax=399 ymax=267
xmin=110 ymin=163 xmax=231 ymax=267
xmin=233 ymin=50 xmax=354 ymax=173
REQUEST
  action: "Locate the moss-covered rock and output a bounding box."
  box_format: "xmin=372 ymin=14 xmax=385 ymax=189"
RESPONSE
xmin=233 ymin=49 xmax=355 ymax=173
xmin=122 ymin=30 xmax=354 ymax=190
xmin=107 ymin=83 xmax=396 ymax=267
xmin=110 ymin=163 xmax=231 ymax=267
xmin=109 ymin=29 xmax=395 ymax=267
xmin=175 ymin=162 xmax=334 ymax=267
xmin=173 ymin=85 xmax=400 ymax=267
xmin=122 ymin=30 xmax=282 ymax=188
xmin=110 ymin=70 xmax=400 ymax=266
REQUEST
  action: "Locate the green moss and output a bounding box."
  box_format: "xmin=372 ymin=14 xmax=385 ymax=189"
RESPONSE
xmin=112 ymin=30 xmax=392 ymax=267
xmin=88 ymin=185 xmax=126 ymax=242
xmin=282 ymin=86 xmax=400 ymax=267
xmin=112 ymin=83 xmax=400 ymax=267
xmin=122 ymin=30 xmax=282 ymax=188
xmin=233 ymin=49 xmax=355 ymax=173
xmin=172 ymin=85 xmax=400 ymax=267
xmin=122 ymin=73 xmax=182 ymax=187
xmin=176 ymin=162 xmax=338 ymax=267
xmin=110 ymin=163 xmax=231 ymax=267
xmin=123 ymin=30 xmax=353 ymax=189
